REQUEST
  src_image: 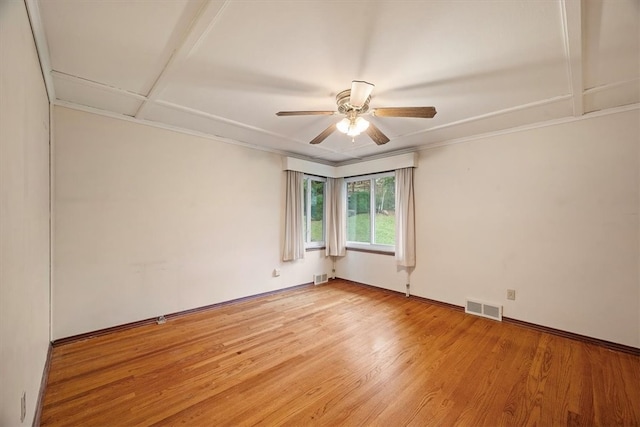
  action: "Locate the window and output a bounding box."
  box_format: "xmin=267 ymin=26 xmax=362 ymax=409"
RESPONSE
xmin=303 ymin=175 xmax=325 ymax=248
xmin=346 ymin=172 xmax=395 ymax=251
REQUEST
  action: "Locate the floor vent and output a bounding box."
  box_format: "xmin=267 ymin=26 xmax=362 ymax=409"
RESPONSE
xmin=465 ymin=299 xmax=502 ymax=321
xmin=313 ymin=274 xmax=328 ymax=285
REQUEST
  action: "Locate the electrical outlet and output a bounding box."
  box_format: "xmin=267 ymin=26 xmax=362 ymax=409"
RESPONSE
xmin=20 ymin=392 xmax=26 ymax=423
xmin=273 ymin=268 xmax=281 ymax=277
xmin=507 ymin=289 xmax=516 ymax=300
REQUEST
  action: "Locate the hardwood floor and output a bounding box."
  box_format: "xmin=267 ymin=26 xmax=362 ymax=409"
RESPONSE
xmin=41 ymin=280 xmax=640 ymax=426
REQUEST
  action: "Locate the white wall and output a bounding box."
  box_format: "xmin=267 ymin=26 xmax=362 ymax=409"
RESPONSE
xmin=0 ymin=1 xmax=52 ymax=425
xmin=53 ymin=107 xmax=330 ymax=339
xmin=337 ymin=251 xmax=405 ymax=291
xmin=337 ymin=109 xmax=640 ymax=348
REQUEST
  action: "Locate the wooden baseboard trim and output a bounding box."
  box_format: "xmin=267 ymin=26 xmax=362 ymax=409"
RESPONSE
xmin=338 ymin=278 xmax=464 ymax=312
xmin=410 ymin=294 xmax=465 ymax=312
xmin=501 ymin=316 xmax=640 ymax=356
xmin=52 ymin=282 xmax=314 ymax=347
xmin=52 ymin=317 xmax=159 ymax=347
xmin=163 ymin=282 xmax=313 ymax=321
xmin=51 ymin=278 xmax=640 ymax=357
xmin=337 ymin=278 xmax=639 ymax=356
xmin=33 ymin=342 xmax=52 ymax=427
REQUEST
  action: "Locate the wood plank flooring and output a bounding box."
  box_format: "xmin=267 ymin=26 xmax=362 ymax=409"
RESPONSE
xmin=41 ymin=280 xmax=640 ymax=426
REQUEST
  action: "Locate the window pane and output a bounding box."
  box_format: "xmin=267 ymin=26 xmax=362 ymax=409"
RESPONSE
xmin=374 ymin=176 xmax=395 ymax=245
xmin=310 ymin=180 xmax=324 ymax=242
xmin=347 ymin=180 xmax=371 ymax=242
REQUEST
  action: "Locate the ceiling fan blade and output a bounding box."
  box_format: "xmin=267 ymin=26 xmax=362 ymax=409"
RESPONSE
xmin=310 ymin=123 xmax=337 ymax=144
xmin=350 ymin=80 xmax=375 ymax=108
xmin=365 ymin=122 xmax=390 ymax=145
xmin=276 ymin=111 xmax=335 ymax=116
xmin=372 ymin=106 xmax=437 ymax=118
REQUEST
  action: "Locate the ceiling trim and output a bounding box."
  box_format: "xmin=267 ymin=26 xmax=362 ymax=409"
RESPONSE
xmin=25 ymin=0 xmax=55 ymax=102
xmin=155 ymin=99 xmax=295 ymax=137
xmin=44 ymin=68 xmax=603 ymax=164
xmin=25 ymin=0 xmax=638 ymax=165
xmin=43 ymin=71 xmax=360 ymax=160
xmin=399 ymin=94 xmax=572 ymax=139
xmin=54 ymin=97 xmax=639 ymax=169
xmin=135 ymin=0 xmax=231 ymax=119
xmin=560 ymin=0 xmax=584 ymax=116
xmin=583 ymin=78 xmax=640 ymax=95
xmin=415 ymin=103 xmax=639 ymax=152
xmin=154 ymin=100 xmax=365 ymax=160
xmin=51 ymin=71 xmax=148 ymax=100
xmin=53 ymin=99 xmax=336 ymax=164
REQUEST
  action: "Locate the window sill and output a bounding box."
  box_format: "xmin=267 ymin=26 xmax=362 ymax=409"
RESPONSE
xmin=305 ymin=246 xmax=326 ymax=252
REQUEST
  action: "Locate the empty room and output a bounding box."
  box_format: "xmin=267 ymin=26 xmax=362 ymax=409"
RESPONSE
xmin=1 ymin=0 xmax=639 ymax=425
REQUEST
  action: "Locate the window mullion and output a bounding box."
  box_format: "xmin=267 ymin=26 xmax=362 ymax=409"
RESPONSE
xmin=370 ymin=178 xmax=376 ymax=244
xmin=344 ymin=172 xmax=394 ymax=251
xmin=306 ymin=179 xmax=311 ymax=243
xmin=322 ymin=182 xmax=326 ymax=243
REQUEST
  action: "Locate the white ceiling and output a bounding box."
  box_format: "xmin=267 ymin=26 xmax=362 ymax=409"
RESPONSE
xmin=30 ymin=0 xmax=639 ymax=164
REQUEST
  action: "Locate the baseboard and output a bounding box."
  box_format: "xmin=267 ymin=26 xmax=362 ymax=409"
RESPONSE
xmin=337 ymin=278 xmax=640 ymax=356
xmin=501 ymin=316 xmax=640 ymax=356
xmin=33 ymin=342 xmax=52 ymax=427
xmin=336 ymin=278 xmax=464 ymax=312
xmin=53 ymin=282 xmax=314 ymax=347
xmin=51 ymin=278 xmax=640 ymax=357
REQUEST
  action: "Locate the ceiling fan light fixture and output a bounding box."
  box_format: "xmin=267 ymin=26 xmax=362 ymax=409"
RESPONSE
xmin=336 ymin=117 xmax=350 ymax=134
xmin=337 ymin=116 xmax=369 ymax=137
xmin=354 ymin=116 xmax=370 ymax=133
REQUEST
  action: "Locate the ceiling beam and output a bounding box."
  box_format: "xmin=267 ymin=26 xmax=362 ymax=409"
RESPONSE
xmin=51 ymin=71 xmax=147 ymax=100
xmin=561 ymin=0 xmax=584 ymax=116
xmin=154 ymin=100 xmax=364 ymax=160
xmin=399 ymin=95 xmax=572 ymax=138
xmin=135 ymin=0 xmax=230 ymax=120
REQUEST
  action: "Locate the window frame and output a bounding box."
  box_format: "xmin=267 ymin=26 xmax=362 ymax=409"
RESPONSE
xmin=344 ymin=171 xmax=395 ymax=253
xmin=303 ymin=174 xmax=326 ymax=249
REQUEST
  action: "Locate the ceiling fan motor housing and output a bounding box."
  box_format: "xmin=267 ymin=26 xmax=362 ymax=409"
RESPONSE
xmin=336 ymin=89 xmax=371 ymax=114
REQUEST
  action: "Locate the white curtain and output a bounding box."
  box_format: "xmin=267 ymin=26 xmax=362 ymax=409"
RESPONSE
xmin=325 ymin=177 xmax=346 ymax=257
xmin=283 ymin=170 xmax=304 ymax=261
xmin=395 ymin=168 xmax=416 ymax=267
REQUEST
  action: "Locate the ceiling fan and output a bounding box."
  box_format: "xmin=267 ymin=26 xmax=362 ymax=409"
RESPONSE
xmin=276 ymin=80 xmax=437 ymax=145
